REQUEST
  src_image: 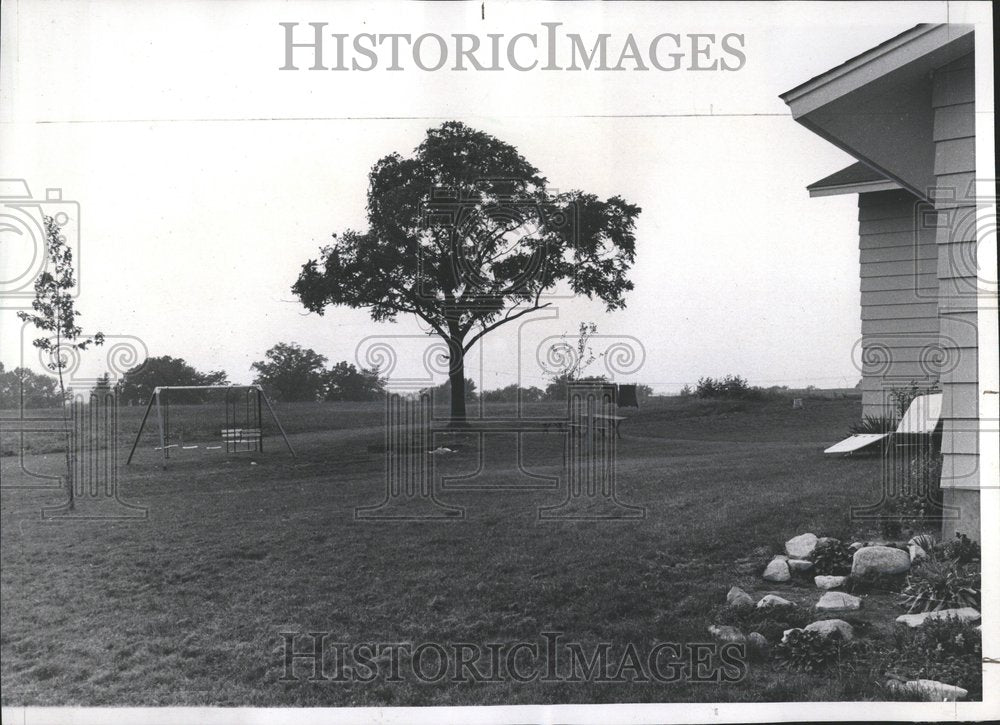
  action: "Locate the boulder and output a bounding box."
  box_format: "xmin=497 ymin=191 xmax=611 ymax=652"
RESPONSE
xmin=814 ymin=575 xmax=847 ymax=590
xmin=805 ymin=619 xmax=854 ymax=641
xmin=900 ymin=679 xmax=968 ymax=702
xmin=815 ymin=591 xmax=862 ymax=612
xmin=895 ymin=607 xmax=981 ymax=628
xmin=746 ymin=632 xmax=769 ymax=660
xmin=780 ymin=627 xmax=801 ymax=643
xmin=787 ymin=559 xmax=813 ymax=573
xmin=726 ymin=586 xmax=754 ymax=608
xmin=708 ymin=624 xmax=746 ymax=643
xmin=763 ymin=558 xmax=791 ymax=582
xmin=851 ymin=545 xmax=910 ymax=577
xmin=785 ymin=533 xmax=818 ymax=559
xmin=816 ymin=536 xmax=841 ymax=549
xmin=757 ymin=594 xmax=794 ymax=608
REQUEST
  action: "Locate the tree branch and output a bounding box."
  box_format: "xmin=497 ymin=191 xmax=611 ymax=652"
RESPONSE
xmin=462 ymin=302 xmax=552 ymax=353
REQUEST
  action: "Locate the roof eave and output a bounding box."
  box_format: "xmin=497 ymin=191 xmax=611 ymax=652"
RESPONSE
xmin=780 ymin=24 xmax=973 ymax=117
xmin=808 ymin=179 xmax=902 ymax=198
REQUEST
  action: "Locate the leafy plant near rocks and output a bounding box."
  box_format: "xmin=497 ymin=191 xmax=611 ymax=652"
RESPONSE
xmin=849 ymin=414 xmax=896 ymax=435
xmin=892 ymin=617 xmax=982 ymax=697
xmin=899 ymin=559 xmax=980 ymax=613
xmin=877 ymin=454 xmax=945 ymax=537
xmin=775 ymin=629 xmax=850 ymax=672
xmin=844 ymin=570 xmax=907 ymax=595
xmin=715 ymin=602 xmax=811 ymax=644
xmin=832 ymin=638 xmax=897 ymax=689
xmin=810 ymin=539 xmax=852 ymax=575
xmin=909 ymin=533 xmax=936 ymax=553
xmin=934 ymin=533 xmax=980 ymax=565
xmin=889 ymin=380 xmax=941 ymax=419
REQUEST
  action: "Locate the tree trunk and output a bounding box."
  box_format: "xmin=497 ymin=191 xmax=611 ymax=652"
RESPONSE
xmin=56 ymin=332 xmax=74 ymax=512
xmin=447 ymin=339 xmax=467 ymax=424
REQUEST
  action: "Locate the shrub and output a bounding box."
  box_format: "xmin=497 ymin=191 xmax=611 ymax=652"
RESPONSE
xmin=695 ymin=374 xmax=761 ymax=399
xmin=877 ymin=454 xmax=944 ymax=538
xmin=715 ymin=602 xmax=811 ymax=643
xmin=695 ymin=376 xmax=719 ymax=398
xmin=889 ymin=380 xmax=940 ymax=419
xmin=899 ymin=559 xmax=980 ymax=613
xmin=849 ymin=414 xmax=896 ymax=436
xmin=775 ymin=629 xmax=849 ymax=672
xmin=811 ymin=539 xmax=852 ymax=576
xmin=845 ymin=570 xmax=907 ymax=595
xmin=893 ymin=617 xmax=982 ymax=696
xmin=936 ymin=533 xmax=980 ymax=565
xmin=480 ymin=384 xmax=545 ymax=403
xmin=878 ymin=513 xmax=904 ymax=540
xmin=909 ymin=533 xmax=937 ymax=552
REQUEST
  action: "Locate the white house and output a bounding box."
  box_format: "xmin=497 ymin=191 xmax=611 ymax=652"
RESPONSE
xmin=781 ymin=24 xmax=987 ymax=538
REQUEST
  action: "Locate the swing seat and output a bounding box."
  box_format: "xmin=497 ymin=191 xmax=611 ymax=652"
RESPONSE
xmin=221 ymin=428 xmax=262 ymax=444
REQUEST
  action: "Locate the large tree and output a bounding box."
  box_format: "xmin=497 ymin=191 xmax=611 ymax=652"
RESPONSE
xmin=324 ymin=361 xmax=387 ymax=402
xmin=293 ymin=122 xmax=640 ymax=421
xmin=117 ymin=356 xmax=228 ymax=405
xmin=251 ymin=342 xmax=328 ymax=402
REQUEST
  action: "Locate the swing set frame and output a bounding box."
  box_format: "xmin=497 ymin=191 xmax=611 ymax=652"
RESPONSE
xmin=125 ymin=384 xmax=295 ymax=468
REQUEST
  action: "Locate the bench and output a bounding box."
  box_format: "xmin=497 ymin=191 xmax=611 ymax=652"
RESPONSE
xmin=568 ymin=414 xmax=627 ymax=439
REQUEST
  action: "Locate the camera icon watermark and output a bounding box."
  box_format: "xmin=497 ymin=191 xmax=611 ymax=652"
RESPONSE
xmin=0 ymin=179 xmax=82 ymax=309
xmin=1 ymin=178 xmax=148 ymax=518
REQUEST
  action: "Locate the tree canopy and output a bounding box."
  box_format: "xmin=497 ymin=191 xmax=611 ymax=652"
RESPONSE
xmin=116 ymin=356 xmax=228 ymax=404
xmin=324 ymin=361 xmax=386 ymax=402
xmin=251 ymin=342 xmax=329 ymax=402
xmin=250 ymin=343 xmax=388 ymax=402
xmin=0 ymin=364 xmax=66 ymax=409
xmin=293 ymin=121 xmax=640 ymax=420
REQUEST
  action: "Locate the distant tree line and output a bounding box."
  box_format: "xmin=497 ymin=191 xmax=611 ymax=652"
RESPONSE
xmin=423 ymin=375 xmax=653 ymax=405
xmin=693 ymin=374 xmax=763 ymax=399
xmin=251 ymin=343 xmax=386 ymax=402
xmin=0 ymin=363 xmax=66 ymax=408
xmin=4 ymin=345 xmax=655 ymax=409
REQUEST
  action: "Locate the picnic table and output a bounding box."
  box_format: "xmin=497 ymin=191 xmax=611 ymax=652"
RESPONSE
xmin=569 ymin=413 xmax=627 ymax=439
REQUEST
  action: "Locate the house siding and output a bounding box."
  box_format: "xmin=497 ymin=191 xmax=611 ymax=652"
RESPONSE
xmin=930 ymin=54 xmax=979 ymax=529
xmin=856 ymin=189 xmax=940 ymax=418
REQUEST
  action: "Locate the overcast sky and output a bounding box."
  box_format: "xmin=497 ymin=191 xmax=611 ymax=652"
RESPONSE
xmin=0 ymin=1 xmax=973 ymax=393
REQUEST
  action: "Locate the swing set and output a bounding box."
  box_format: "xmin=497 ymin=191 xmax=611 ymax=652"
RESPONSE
xmin=125 ymin=385 xmax=295 ymax=468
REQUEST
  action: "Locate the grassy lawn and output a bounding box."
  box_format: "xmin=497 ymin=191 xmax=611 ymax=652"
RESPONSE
xmin=2 ymin=394 xmax=904 ymax=705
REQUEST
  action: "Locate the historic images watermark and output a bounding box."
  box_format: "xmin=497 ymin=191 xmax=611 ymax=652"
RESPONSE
xmin=278 ymin=22 xmax=747 ymax=73
xmin=278 ymin=631 xmax=748 ymax=685
xmin=1 ymin=179 xmax=147 ymax=519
